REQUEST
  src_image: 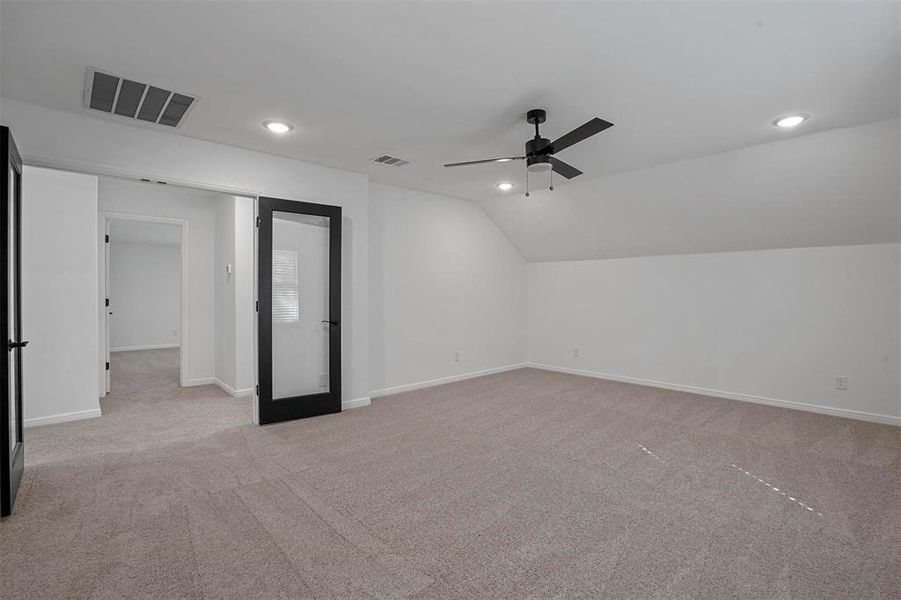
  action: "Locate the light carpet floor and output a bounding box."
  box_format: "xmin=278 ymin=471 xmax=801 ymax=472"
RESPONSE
xmin=1 ymin=348 xmax=899 ymax=599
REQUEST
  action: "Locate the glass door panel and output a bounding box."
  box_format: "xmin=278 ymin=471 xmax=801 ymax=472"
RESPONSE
xmin=271 ymin=212 xmax=331 ymax=398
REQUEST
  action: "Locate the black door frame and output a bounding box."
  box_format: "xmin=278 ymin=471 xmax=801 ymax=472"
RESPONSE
xmin=257 ymin=196 xmax=341 ymax=424
xmin=1 ymin=126 xmax=25 ymax=517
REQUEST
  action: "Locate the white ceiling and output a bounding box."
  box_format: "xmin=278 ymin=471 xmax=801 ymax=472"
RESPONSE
xmin=483 ymin=119 xmax=900 ymax=261
xmin=109 ymin=220 xmax=181 ymax=247
xmin=1 ymin=1 xmax=898 ymax=203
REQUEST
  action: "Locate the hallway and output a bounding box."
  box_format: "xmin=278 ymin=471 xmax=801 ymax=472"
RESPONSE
xmin=110 ymin=347 xmax=183 ymax=398
xmin=25 ymin=349 xmax=251 ymax=466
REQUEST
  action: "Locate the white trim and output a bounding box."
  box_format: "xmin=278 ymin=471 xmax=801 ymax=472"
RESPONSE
xmin=527 ymin=363 xmax=901 ymax=427
xmin=252 ymin=196 xmax=260 ymax=426
xmin=370 ymin=364 xmax=527 ymax=398
xmin=342 ymin=396 xmax=371 ymax=410
xmin=100 ymin=211 xmax=191 ymax=388
xmin=23 ymin=155 xmax=259 ymax=198
xmin=184 ymin=377 xmax=216 ymax=387
xmin=111 ymin=343 xmax=180 ymax=352
xmin=213 ymin=378 xmax=253 ymax=398
xmin=24 ymin=408 xmax=102 ymax=428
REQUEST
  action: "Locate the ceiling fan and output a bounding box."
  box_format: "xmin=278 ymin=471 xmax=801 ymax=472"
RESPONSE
xmin=444 ymin=109 xmax=613 ymax=192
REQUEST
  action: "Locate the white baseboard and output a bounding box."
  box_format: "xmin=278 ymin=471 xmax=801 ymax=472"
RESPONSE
xmin=343 ymin=396 xmax=371 ymax=410
xmin=184 ymin=377 xmax=216 ymax=387
xmin=213 ymin=378 xmax=253 ymax=398
xmin=111 ymin=343 xmax=180 ymax=352
xmin=213 ymin=379 xmax=359 ymax=405
xmin=370 ymin=363 xmax=527 ymax=398
xmin=24 ymin=408 xmax=102 ymax=428
xmin=527 ymin=362 xmax=901 ymax=427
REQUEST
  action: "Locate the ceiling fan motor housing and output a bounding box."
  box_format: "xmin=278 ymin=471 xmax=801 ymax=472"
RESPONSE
xmin=526 ymin=136 xmax=552 ymax=172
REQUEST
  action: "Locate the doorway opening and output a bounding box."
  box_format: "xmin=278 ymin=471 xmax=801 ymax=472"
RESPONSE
xmin=96 ymin=176 xmax=257 ymax=421
xmin=102 ymin=215 xmax=187 ymax=396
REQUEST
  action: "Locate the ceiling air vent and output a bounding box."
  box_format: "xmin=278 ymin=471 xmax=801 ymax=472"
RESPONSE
xmin=371 ymin=154 xmax=411 ymax=167
xmin=84 ymin=68 xmax=197 ymax=128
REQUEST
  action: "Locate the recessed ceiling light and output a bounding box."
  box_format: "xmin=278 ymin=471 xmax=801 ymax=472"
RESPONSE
xmin=263 ymin=120 xmax=293 ymax=134
xmin=496 ymin=158 xmax=513 ymax=163
xmin=497 ymin=182 xmax=514 ymax=191
xmin=774 ymin=114 xmax=807 ymax=129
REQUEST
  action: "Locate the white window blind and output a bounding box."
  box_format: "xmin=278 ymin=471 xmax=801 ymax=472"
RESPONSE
xmin=272 ymin=249 xmax=299 ymax=324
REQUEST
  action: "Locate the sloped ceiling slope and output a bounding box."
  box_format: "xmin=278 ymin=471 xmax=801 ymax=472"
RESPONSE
xmin=482 ymin=120 xmax=900 ymax=261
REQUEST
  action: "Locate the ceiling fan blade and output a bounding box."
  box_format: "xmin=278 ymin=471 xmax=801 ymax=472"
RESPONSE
xmin=545 ymin=118 xmax=613 ymax=155
xmin=548 ymin=156 xmax=583 ymax=179
xmin=443 ymin=156 xmax=524 ymax=168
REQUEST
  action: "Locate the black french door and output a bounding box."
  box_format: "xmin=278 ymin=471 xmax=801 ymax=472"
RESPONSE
xmin=1 ymin=127 xmax=25 ymax=517
xmin=257 ymin=197 xmax=341 ymax=424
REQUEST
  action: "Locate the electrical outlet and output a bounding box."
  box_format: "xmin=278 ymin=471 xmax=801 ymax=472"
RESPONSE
xmin=834 ymin=376 xmax=848 ymax=391
xmin=454 ymin=351 xmax=461 ymax=363
xmin=573 ymin=348 xmax=580 ymax=358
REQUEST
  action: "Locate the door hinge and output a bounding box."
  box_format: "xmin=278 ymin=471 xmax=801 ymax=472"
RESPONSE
xmin=255 ymin=300 xmax=259 ymax=312
xmin=256 ymin=216 xmax=261 ymax=227
xmin=255 ymin=384 xmax=259 ymax=395
xmin=105 ymin=234 xmax=110 ymax=243
xmin=105 ymin=362 xmax=110 ymax=370
xmin=105 ymin=298 xmax=109 ymax=307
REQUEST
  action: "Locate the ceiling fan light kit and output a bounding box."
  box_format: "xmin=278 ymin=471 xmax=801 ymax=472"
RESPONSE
xmin=444 ymin=107 xmax=613 ymax=196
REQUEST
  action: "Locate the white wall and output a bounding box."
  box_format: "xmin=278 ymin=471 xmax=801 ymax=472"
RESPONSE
xmin=212 ymin=195 xmax=254 ymax=396
xmin=369 ymin=183 xmax=527 ymax=394
xmin=214 ymin=197 xmax=236 ymax=389
xmin=9 ymin=98 xmax=897 ymax=426
xmin=100 ymin=178 xmax=218 ymax=384
xmin=2 ymin=99 xmax=370 ymax=404
xmin=21 ymin=167 xmax=100 ymax=425
xmin=109 ymin=241 xmax=181 ymax=351
xmin=234 ymin=197 xmax=255 ymax=394
xmin=528 ymin=243 xmax=901 ymax=422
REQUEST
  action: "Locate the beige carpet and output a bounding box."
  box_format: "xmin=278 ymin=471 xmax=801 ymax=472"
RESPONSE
xmin=1 ymin=349 xmax=899 ymax=599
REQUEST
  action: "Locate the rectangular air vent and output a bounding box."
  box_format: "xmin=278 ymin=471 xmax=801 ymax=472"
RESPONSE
xmin=84 ymin=68 xmax=197 ymax=128
xmin=371 ymin=154 xmax=411 ymax=167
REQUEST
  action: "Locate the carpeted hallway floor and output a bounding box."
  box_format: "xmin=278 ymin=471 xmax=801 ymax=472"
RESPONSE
xmin=1 ymin=349 xmax=899 ymax=599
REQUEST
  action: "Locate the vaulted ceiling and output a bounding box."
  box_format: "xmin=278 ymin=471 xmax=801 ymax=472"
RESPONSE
xmin=1 ymin=1 xmax=898 ymax=203
xmin=483 ymin=119 xmax=899 ymax=261
xmin=1 ymin=1 xmax=898 ymax=260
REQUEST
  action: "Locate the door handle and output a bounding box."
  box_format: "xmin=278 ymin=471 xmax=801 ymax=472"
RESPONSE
xmin=320 ymin=320 xmax=338 ymax=326
xmin=7 ymin=339 xmax=29 ymax=350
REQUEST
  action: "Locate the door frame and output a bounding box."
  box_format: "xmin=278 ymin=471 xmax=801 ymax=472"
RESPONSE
xmin=1 ymin=126 xmax=24 ymax=517
xmin=99 ymin=212 xmax=190 ymax=390
xmin=256 ymin=196 xmax=342 ymax=425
